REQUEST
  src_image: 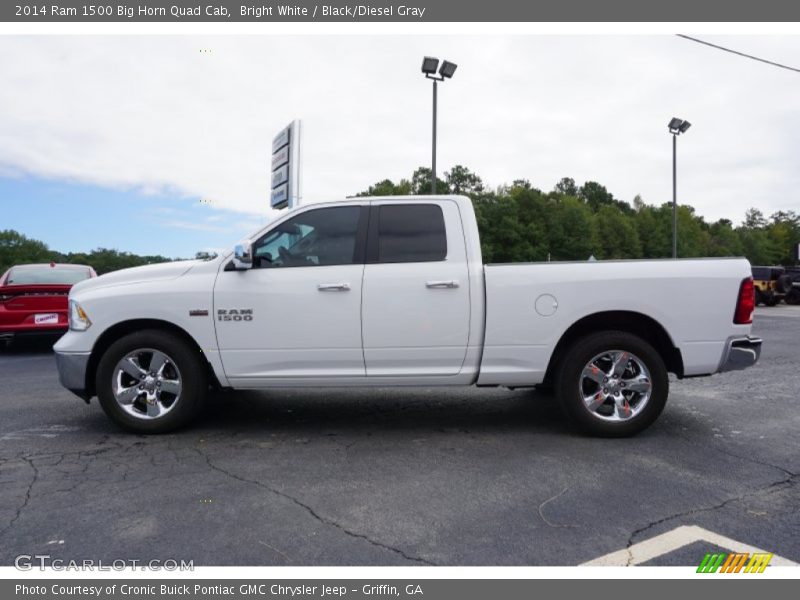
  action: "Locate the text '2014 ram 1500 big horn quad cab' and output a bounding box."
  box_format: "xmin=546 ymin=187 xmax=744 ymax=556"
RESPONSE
xmin=54 ymin=195 xmax=761 ymax=436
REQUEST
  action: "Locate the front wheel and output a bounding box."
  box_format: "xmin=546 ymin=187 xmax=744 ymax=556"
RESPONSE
xmin=555 ymin=331 xmax=668 ymax=437
xmin=96 ymin=329 xmax=207 ymax=433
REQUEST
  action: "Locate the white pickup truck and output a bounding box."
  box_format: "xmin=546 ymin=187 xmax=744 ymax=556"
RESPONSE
xmin=54 ymin=195 xmax=761 ymax=436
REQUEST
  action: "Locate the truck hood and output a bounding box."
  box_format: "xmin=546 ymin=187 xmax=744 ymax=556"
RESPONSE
xmin=70 ymin=260 xmax=198 ymax=296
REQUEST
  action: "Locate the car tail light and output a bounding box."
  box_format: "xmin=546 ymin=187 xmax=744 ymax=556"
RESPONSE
xmin=734 ymin=277 xmax=755 ymax=324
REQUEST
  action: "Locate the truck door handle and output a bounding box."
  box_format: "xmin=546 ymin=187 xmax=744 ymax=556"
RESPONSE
xmin=317 ymin=283 xmax=351 ymax=291
xmin=426 ymin=280 xmax=459 ymax=289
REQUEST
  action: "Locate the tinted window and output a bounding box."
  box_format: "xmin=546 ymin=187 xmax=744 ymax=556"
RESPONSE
xmin=751 ymin=267 xmax=769 ymax=280
xmin=769 ymin=268 xmax=785 ymax=280
xmin=377 ymin=204 xmax=447 ymax=263
xmin=7 ymin=267 xmax=91 ymax=285
xmin=253 ymin=206 xmax=362 ymax=268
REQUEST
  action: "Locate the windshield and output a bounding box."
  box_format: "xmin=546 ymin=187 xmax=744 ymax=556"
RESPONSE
xmin=6 ymin=266 xmax=92 ymax=286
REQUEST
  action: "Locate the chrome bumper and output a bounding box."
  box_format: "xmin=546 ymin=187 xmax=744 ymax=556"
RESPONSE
xmin=719 ymin=336 xmax=762 ymax=373
xmin=54 ymin=351 xmax=92 ymax=401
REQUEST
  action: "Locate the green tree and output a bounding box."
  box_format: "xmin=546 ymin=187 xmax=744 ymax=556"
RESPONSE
xmin=707 ymin=219 xmax=743 ymax=257
xmin=0 ymin=230 xmax=54 ymax=273
xmin=544 ymin=196 xmax=597 ymax=260
xmin=553 ymin=177 xmax=578 ymax=197
xmin=595 ymin=205 xmax=641 ymax=259
xmin=411 ymin=167 xmax=449 ymax=195
xmin=445 ymin=165 xmax=484 ymax=196
xmin=355 ymin=178 xmax=412 ymax=197
xmin=634 ymin=205 xmax=671 ymax=258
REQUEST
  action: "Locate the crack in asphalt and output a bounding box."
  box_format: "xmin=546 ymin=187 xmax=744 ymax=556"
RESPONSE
xmin=623 ymin=470 xmax=798 ymax=566
xmin=667 ymin=422 xmax=797 ymax=480
xmin=0 ymin=455 xmax=39 ymax=539
xmin=193 ymin=446 xmax=436 ymax=566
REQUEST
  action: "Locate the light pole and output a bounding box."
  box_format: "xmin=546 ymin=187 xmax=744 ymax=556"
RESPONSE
xmin=668 ymin=117 xmax=691 ymax=258
xmin=421 ymin=57 xmax=457 ymax=194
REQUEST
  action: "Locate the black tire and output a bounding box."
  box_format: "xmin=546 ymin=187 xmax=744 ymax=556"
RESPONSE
xmin=555 ymin=331 xmax=669 ymax=437
xmin=765 ymin=292 xmax=777 ymax=307
xmin=776 ymin=275 xmax=793 ymax=295
xmin=755 ymin=288 xmax=765 ymax=306
xmin=96 ymin=329 xmax=207 ymax=433
xmin=786 ymin=289 xmax=800 ymax=306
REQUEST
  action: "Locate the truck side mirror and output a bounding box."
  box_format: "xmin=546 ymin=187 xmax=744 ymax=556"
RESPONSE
xmin=231 ymin=243 xmax=253 ymax=270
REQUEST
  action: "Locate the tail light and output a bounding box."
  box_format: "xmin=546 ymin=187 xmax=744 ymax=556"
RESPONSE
xmin=734 ymin=277 xmax=755 ymax=324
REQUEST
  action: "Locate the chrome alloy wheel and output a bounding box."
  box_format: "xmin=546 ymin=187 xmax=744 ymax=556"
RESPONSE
xmin=112 ymin=348 xmax=182 ymax=420
xmin=579 ymin=350 xmax=652 ymax=422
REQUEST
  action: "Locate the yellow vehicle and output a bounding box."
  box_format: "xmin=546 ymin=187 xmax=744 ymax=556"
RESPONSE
xmin=752 ymin=266 xmax=793 ymax=306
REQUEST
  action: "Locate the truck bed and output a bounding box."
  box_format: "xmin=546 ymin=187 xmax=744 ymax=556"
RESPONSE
xmin=477 ymin=257 xmax=753 ymax=386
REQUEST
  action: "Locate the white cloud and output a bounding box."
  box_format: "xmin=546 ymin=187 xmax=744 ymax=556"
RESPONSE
xmin=0 ymin=35 xmax=799 ymax=224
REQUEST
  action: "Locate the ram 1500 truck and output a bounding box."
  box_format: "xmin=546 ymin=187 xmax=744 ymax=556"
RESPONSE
xmin=54 ymin=195 xmax=761 ymax=436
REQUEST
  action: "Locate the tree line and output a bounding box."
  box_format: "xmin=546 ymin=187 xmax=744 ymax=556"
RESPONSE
xmin=1 ymin=166 xmax=797 ymax=275
xmin=356 ymin=166 xmax=799 ymax=266
xmin=0 ymin=230 xmax=180 ymax=275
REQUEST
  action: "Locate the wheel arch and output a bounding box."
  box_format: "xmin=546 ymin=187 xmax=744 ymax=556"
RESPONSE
xmin=85 ymin=319 xmax=221 ymax=397
xmin=544 ymin=310 xmax=684 ymax=385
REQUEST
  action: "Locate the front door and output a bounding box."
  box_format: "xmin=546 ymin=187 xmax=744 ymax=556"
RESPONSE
xmin=214 ymin=204 xmax=368 ymax=381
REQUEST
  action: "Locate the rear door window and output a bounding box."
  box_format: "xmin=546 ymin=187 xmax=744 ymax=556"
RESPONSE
xmin=374 ymin=204 xmax=447 ymax=263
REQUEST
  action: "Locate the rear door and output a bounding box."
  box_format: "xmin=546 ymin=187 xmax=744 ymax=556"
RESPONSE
xmin=361 ymin=200 xmax=471 ymax=376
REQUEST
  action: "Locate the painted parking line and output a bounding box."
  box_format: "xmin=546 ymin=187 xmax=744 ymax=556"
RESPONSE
xmin=582 ymin=525 xmax=798 ymax=566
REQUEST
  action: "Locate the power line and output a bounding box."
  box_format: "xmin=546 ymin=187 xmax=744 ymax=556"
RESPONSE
xmin=676 ymin=34 xmax=800 ymax=74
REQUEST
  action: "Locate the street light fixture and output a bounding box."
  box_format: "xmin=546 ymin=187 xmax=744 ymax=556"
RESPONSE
xmin=421 ymin=56 xmax=458 ymax=194
xmin=668 ymin=117 xmax=691 ymax=258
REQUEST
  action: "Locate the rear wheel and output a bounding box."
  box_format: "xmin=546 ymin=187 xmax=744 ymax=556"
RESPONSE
xmin=555 ymin=331 xmax=668 ymax=437
xmin=96 ymin=329 xmax=207 ymax=433
xmin=765 ymin=292 xmax=777 ymax=306
xmin=776 ymin=275 xmax=793 ymax=295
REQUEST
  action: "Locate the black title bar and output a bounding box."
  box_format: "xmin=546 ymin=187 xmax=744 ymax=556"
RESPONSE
xmin=4 ymin=0 xmax=800 ymax=22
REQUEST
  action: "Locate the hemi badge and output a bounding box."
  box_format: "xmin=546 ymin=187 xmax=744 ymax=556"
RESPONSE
xmin=189 ymin=309 xmax=209 ymax=317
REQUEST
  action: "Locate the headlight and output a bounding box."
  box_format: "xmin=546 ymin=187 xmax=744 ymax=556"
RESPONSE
xmin=69 ymin=300 xmax=92 ymax=331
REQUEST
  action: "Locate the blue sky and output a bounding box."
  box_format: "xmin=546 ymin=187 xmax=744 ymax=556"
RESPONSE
xmin=0 ymin=175 xmax=265 ymax=257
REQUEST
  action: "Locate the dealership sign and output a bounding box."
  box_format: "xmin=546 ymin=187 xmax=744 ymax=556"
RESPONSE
xmin=270 ymin=120 xmax=302 ymax=210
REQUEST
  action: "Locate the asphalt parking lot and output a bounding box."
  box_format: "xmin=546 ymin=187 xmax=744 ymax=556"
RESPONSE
xmin=0 ymin=306 xmax=797 ymax=567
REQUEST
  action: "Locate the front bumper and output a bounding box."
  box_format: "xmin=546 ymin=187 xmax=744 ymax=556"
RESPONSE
xmin=54 ymin=351 xmax=92 ymax=401
xmin=719 ymin=335 xmax=762 ymax=373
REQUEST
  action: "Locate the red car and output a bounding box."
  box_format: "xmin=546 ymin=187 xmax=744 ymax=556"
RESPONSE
xmin=0 ymin=263 xmax=97 ymax=343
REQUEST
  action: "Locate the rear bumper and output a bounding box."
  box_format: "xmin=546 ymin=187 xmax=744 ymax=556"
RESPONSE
xmin=719 ymin=335 xmax=762 ymax=373
xmin=54 ymin=350 xmax=92 ymax=401
xmin=0 ymin=328 xmax=67 ymax=341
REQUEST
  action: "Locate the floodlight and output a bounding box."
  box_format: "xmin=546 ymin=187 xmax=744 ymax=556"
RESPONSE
xmin=668 ymin=117 xmax=683 ymax=133
xmin=679 ymin=120 xmax=692 ymax=133
xmin=421 ymin=56 xmax=439 ymax=75
xmin=439 ymin=60 xmax=458 ymax=79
